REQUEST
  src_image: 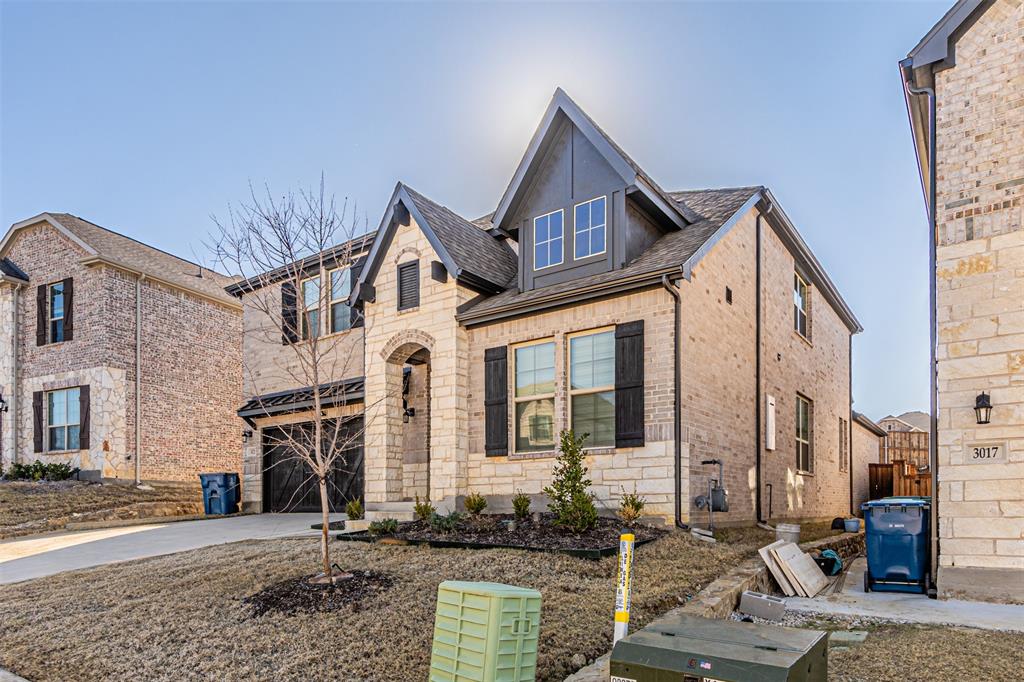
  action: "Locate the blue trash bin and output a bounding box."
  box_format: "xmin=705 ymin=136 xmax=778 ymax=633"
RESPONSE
xmin=860 ymin=497 xmax=930 ymax=594
xmin=199 ymin=473 xmax=240 ymax=515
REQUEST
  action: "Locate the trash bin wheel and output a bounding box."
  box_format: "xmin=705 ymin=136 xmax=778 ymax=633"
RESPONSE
xmin=863 ymin=570 xmax=871 ymax=593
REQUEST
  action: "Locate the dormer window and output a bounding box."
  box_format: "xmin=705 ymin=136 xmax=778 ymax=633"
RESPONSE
xmin=574 ymin=196 xmax=606 ymax=259
xmin=533 ymin=210 xmax=564 ymax=270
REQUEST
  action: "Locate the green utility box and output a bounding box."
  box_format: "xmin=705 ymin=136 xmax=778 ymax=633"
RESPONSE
xmin=429 ymin=580 xmax=542 ymax=682
xmin=610 ymin=614 xmax=827 ymax=682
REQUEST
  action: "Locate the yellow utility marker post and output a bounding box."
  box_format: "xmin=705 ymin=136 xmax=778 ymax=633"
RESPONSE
xmin=613 ymin=532 xmax=635 ymax=643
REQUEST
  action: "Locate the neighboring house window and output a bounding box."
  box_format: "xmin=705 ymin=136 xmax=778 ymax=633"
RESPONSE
xmin=49 ymin=282 xmax=65 ymax=343
xmin=839 ymin=417 xmax=848 ymax=472
xmin=796 ymin=394 xmax=813 ymax=473
xmin=568 ymin=328 xmax=615 ymax=448
xmin=513 ymin=340 xmax=556 ymax=453
xmin=301 ymin=275 xmax=321 ymax=340
xmin=329 ymin=267 xmax=351 ymax=334
xmin=534 ymin=210 xmax=564 ymax=270
xmin=574 ymin=196 xmax=607 ymax=259
xmin=397 ymin=261 xmax=420 ymax=310
xmin=794 ymin=272 xmax=809 ymax=338
xmin=47 ymin=387 xmax=80 ymax=451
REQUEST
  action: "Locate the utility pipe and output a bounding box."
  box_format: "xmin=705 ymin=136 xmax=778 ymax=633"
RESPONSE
xmin=754 ymin=200 xmax=773 ymax=523
xmin=135 ymin=275 xmax=143 ymax=485
xmin=661 ymin=274 xmax=688 ymax=530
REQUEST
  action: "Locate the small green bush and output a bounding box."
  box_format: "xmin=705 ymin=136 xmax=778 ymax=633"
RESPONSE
xmin=543 ymin=430 xmax=598 ymax=533
xmin=463 ymin=492 xmax=487 ymax=515
xmin=368 ymin=518 xmax=399 ymax=536
xmin=414 ymin=494 xmax=436 ymax=521
xmin=429 ymin=511 xmax=463 ymax=533
xmin=512 ymin=490 xmax=531 ymax=520
xmin=6 ymin=461 xmax=78 ymax=482
xmin=617 ymin=487 xmax=647 ymax=525
xmin=345 ymin=499 xmax=364 ymax=520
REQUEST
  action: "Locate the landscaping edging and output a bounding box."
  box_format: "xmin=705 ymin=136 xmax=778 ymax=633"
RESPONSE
xmin=564 ymin=531 xmax=864 ymax=681
xmin=0 ymin=500 xmax=204 ymax=539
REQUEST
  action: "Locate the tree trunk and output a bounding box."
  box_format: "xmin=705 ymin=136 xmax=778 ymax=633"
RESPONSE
xmin=319 ymin=476 xmax=331 ymax=579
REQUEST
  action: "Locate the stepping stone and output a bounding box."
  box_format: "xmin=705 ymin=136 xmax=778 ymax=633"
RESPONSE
xmin=828 ymin=630 xmax=868 ymax=646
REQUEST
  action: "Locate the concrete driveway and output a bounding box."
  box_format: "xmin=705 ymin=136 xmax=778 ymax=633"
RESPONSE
xmin=0 ymin=513 xmax=342 ymax=585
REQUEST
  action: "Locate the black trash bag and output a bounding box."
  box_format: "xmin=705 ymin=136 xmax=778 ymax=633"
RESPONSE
xmin=830 ymin=517 xmax=846 ymax=530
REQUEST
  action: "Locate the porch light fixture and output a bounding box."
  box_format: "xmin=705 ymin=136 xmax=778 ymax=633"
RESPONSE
xmin=974 ymin=392 xmax=992 ymax=425
xmin=0 ymin=392 xmax=7 ymax=413
xmin=242 ymin=428 xmax=253 ymax=443
xmin=403 ymin=406 xmax=416 ymax=423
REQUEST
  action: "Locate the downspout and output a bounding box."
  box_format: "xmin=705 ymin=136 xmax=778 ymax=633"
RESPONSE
xmin=661 ymin=274 xmax=687 ymax=529
xmin=135 ymin=275 xmax=143 ymax=485
xmin=11 ymin=284 xmax=21 ymax=464
xmin=849 ymin=335 xmax=855 ymax=516
xmin=904 ymin=66 xmax=939 ymax=596
xmin=755 ymin=200 xmax=773 ymax=523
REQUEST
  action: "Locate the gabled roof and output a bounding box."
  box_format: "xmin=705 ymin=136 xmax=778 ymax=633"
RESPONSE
xmin=0 ymin=257 xmax=29 ymax=283
xmin=853 ymin=412 xmax=887 ymax=438
xmin=904 ymin=0 xmax=991 ymax=71
xmin=490 ymin=88 xmax=697 ymax=232
xmin=352 ymin=183 xmax=518 ymax=301
xmin=1 ymin=212 xmax=238 ymax=306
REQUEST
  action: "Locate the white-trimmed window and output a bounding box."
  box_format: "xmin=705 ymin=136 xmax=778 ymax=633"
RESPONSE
xmin=569 ymin=328 xmax=615 ymax=448
xmin=574 ymin=196 xmax=607 ymax=260
xmin=796 ymin=394 xmax=813 ymax=473
xmin=49 ymin=282 xmax=65 ymax=343
xmin=301 ymin=275 xmax=321 ymax=340
xmin=838 ymin=417 xmax=849 ymax=472
xmin=533 ymin=210 xmax=564 ymax=270
xmin=794 ymin=272 xmax=809 ymax=338
xmin=328 ymin=267 xmax=351 ymax=334
xmin=513 ymin=340 xmax=556 ymax=453
xmin=47 ymin=387 xmax=80 ymax=451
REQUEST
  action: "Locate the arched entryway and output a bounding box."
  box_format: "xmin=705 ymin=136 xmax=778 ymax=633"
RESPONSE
xmin=379 ymin=331 xmax=434 ymax=502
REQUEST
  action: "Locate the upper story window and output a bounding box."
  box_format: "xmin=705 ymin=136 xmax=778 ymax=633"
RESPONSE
xmin=796 ymin=394 xmax=813 ymax=473
xmin=569 ymin=328 xmax=615 ymax=448
xmin=49 ymin=282 xmax=65 ymax=343
xmin=838 ymin=417 xmax=849 ymax=473
xmin=301 ymin=275 xmax=321 ymax=340
xmin=47 ymin=387 xmax=80 ymax=451
xmin=533 ymin=210 xmax=564 ymax=270
xmin=397 ymin=260 xmax=420 ymax=310
xmin=574 ymin=196 xmax=607 ymax=260
xmin=794 ymin=272 xmax=809 ymax=338
xmin=513 ymin=340 xmax=556 ymax=453
xmin=329 ymin=267 xmax=352 ymax=334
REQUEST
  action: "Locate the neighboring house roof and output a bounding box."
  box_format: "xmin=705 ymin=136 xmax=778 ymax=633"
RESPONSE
xmin=0 ymin=257 xmax=29 ymax=283
xmin=896 ymin=410 xmax=931 ymax=432
xmin=879 ymin=414 xmax=925 ymax=432
xmin=237 ymin=377 xmax=365 ymax=426
xmin=854 ymin=411 xmax=888 ymax=438
xmin=1 ymin=212 xmax=238 ymax=307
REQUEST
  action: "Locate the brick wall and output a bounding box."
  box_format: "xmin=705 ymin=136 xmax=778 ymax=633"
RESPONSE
xmin=852 ymin=422 xmax=881 ymax=512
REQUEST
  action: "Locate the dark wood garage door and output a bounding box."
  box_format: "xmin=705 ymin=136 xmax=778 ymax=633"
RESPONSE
xmin=262 ymin=417 xmax=364 ymax=513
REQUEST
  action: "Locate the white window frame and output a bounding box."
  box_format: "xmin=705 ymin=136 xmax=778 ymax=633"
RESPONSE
xmin=47 ymin=387 xmax=80 ymax=452
xmin=533 ymin=209 xmax=564 ymax=271
xmin=49 ymin=282 xmax=65 ymax=343
xmin=327 ymin=267 xmax=351 ymax=335
xmin=300 ymin=274 xmax=321 ymax=341
xmin=573 ymin=196 xmax=607 ymax=260
xmin=567 ymin=327 xmax=616 ymax=449
xmin=839 ymin=417 xmax=849 ymax=473
xmin=794 ymin=272 xmax=810 ymax=339
xmin=512 ymin=338 xmax=556 ymax=454
xmin=796 ymin=394 xmax=813 ymax=474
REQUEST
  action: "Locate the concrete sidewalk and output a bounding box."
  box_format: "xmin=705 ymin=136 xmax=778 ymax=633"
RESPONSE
xmin=0 ymin=513 xmax=341 ymax=585
xmin=785 ymin=558 xmax=1024 ymax=632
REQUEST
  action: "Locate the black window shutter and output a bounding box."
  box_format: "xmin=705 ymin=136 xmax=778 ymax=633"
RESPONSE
xmin=397 ymin=261 xmax=419 ymax=311
xmin=350 ymin=256 xmax=366 ymax=328
xmin=62 ymin=277 xmax=74 ymax=341
xmin=36 ymin=284 xmax=47 ymax=346
xmin=484 ymin=346 xmax=508 ymax=456
xmin=281 ymin=281 xmax=299 ymax=344
xmin=615 ymin=320 xmax=645 ymax=448
xmin=32 ymin=391 xmax=44 ymax=452
xmin=79 ymin=385 xmax=91 ymax=450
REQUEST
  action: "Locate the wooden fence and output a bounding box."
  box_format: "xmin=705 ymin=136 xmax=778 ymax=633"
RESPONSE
xmin=868 ymin=459 xmax=931 ymax=500
xmin=883 ymin=431 xmax=929 ymax=467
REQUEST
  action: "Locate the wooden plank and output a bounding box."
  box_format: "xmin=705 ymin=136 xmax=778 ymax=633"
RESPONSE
xmin=774 ymin=542 xmax=828 ymax=597
xmin=769 ymin=545 xmax=807 ymax=597
xmin=759 ymin=541 xmax=797 ymax=596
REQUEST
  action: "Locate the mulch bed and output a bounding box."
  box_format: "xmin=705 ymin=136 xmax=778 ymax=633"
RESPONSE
xmin=243 ymin=570 xmax=394 ymax=618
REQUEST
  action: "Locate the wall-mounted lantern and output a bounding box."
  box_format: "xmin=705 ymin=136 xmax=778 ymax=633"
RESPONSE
xmin=974 ymin=392 xmax=992 ymax=425
xmin=0 ymin=392 xmax=8 ymax=414
xmin=242 ymin=428 xmax=254 ymax=443
xmin=403 ymin=406 xmax=416 ymax=423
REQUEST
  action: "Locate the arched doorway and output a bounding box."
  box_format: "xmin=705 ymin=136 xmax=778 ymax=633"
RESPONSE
xmin=380 ymin=333 xmax=433 ymax=502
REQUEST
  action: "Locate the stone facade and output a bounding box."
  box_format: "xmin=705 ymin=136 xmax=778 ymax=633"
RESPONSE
xmin=0 ymin=219 xmax=242 ymax=481
xmin=928 ymin=0 xmax=1024 ymax=599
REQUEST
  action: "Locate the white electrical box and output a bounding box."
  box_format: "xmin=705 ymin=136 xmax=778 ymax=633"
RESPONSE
xmin=765 ymin=395 xmax=776 ymax=451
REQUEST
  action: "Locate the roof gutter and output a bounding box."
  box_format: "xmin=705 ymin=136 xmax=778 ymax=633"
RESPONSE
xmin=661 ymin=273 xmax=688 ymax=530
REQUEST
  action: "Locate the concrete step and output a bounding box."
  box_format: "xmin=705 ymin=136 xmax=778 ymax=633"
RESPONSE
xmin=365 ymin=502 xmax=416 ymax=522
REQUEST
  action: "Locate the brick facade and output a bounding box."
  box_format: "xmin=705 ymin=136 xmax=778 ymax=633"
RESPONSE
xmin=852 ymin=421 xmax=882 ymax=512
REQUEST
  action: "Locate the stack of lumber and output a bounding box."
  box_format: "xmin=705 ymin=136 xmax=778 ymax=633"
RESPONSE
xmin=758 ymin=540 xmax=828 ymax=598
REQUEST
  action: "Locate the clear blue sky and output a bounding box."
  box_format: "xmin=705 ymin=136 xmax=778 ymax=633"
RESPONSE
xmin=1 ymin=0 xmax=949 ymax=420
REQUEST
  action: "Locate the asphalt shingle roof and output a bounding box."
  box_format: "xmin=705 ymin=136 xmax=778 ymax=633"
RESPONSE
xmin=0 ymin=257 xmax=29 ymax=280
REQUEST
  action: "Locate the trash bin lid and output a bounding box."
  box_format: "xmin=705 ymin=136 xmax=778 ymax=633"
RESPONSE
xmin=862 ymin=497 xmax=929 ymax=509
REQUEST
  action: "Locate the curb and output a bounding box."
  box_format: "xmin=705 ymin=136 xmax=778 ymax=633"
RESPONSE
xmin=0 ymin=668 xmax=30 ymax=681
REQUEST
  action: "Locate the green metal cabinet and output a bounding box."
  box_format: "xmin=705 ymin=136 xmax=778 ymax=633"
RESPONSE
xmin=429 ymin=581 xmax=542 ymax=682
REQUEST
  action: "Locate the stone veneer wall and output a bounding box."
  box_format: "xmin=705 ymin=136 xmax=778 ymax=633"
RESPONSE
xmin=852 ymin=422 xmax=881 ymax=513
xmin=931 ymin=0 xmax=1024 ymax=596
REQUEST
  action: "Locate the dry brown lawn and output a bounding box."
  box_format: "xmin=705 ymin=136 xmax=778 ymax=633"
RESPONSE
xmin=0 ymin=530 xmax=764 ymax=682
xmin=0 ymin=481 xmax=200 ymax=534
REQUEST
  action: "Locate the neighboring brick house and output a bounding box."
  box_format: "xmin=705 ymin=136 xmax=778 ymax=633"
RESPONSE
xmin=852 ymin=412 xmax=885 ymax=511
xmin=901 ymin=0 xmax=1023 ymax=601
xmin=233 ymin=89 xmax=863 ymax=526
xmin=0 ymin=213 xmax=242 ymax=481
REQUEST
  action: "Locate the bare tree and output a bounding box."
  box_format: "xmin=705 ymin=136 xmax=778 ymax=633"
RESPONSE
xmin=210 ymin=177 xmax=368 ymax=583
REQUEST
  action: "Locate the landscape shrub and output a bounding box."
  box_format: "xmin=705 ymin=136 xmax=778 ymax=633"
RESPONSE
xmin=512 ymin=490 xmax=531 ymax=520
xmin=543 ymin=430 xmax=598 ymax=533
xmin=367 ymin=518 xmax=399 ymax=536
xmin=617 ymin=487 xmax=647 ymax=525
xmin=6 ymin=461 xmax=78 ymax=482
xmin=344 ymin=499 xmax=364 ymax=520
xmin=428 ymin=511 xmax=463 ymax=533
xmin=463 ymin=492 xmax=487 ymax=515
xmin=414 ymin=494 xmax=435 ymax=521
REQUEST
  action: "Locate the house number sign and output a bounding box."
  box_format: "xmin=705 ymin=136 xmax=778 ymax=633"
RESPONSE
xmin=966 ymin=442 xmax=1006 ymax=464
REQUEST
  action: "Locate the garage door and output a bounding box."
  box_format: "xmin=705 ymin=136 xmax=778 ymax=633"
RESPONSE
xmin=262 ymin=417 xmax=364 ymax=513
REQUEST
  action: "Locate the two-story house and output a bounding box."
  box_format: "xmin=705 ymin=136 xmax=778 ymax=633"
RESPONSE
xmin=233 ymin=89 xmax=863 ymax=526
xmin=0 ymin=213 xmax=242 ymax=481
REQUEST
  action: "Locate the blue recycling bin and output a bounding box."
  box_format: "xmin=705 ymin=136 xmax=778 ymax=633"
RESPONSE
xmin=199 ymin=473 xmax=240 ymax=515
xmin=861 ymin=497 xmax=930 ymax=594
